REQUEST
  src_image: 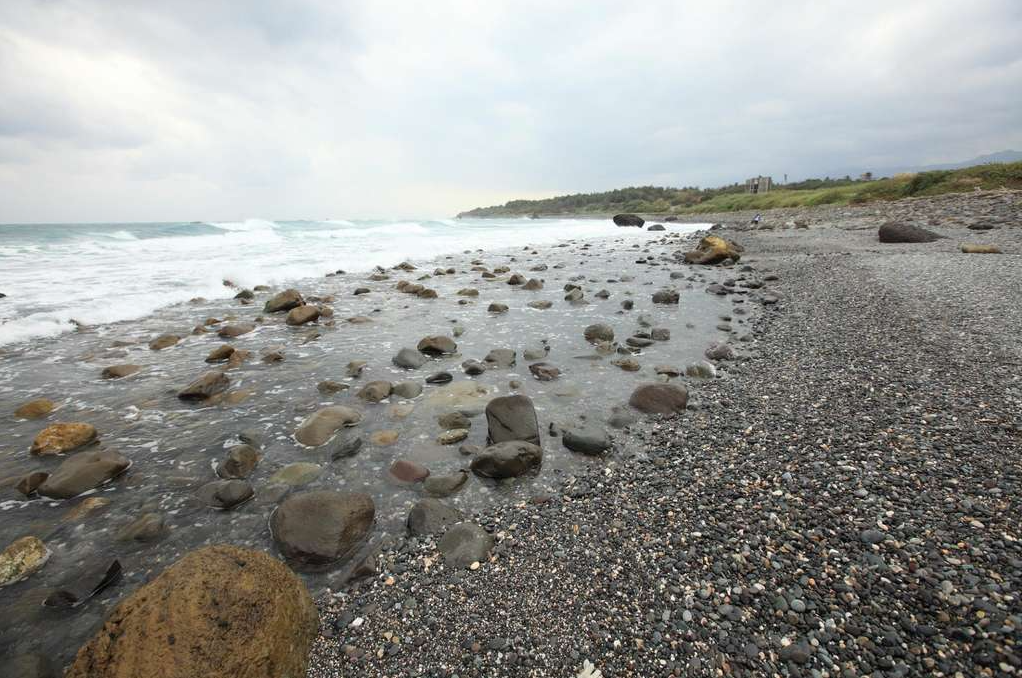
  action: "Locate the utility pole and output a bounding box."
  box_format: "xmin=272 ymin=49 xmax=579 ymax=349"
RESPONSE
xmin=784 ymin=173 xmax=787 ymax=185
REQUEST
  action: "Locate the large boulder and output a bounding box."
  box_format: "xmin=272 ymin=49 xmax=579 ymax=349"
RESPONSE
xmin=485 ymin=394 xmax=540 ymax=445
xmin=878 ymin=221 xmax=942 ymax=243
xmin=406 ymin=498 xmax=463 ymax=536
xmin=470 ymin=441 xmax=543 ymax=479
xmin=30 ymin=422 xmax=97 ymax=456
xmin=177 ymin=371 xmax=230 ymax=400
xmin=264 ymin=289 xmax=304 ymax=313
xmin=65 ymin=545 xmax=319 ymax=678
xmin=294 ymin=406 xmax=363 ymax=446
xmin=628 ymin=383 xmax=689 ymax=415
xmin=683 ymin=236 xmax=743 ymax=265
xmin=270 ymin=491 xmax=375 ymax=569
xmin=613 ymin=214 xmax=645 ymax=227
xmin=37 ymin=449 xmax=130 ymax=499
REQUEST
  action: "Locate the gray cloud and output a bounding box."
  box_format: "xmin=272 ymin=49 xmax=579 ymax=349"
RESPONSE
xmin=0 ymin=0 xmax=1019 ymax=222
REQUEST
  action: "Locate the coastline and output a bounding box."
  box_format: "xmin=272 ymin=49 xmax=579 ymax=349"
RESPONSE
xmin=308 ymin=191 xmax=1021 ymax=677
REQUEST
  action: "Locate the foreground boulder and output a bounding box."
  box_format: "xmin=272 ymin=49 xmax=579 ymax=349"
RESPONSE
xmin=470 ymin=441 xmax=543 ymax=479
xmin=683 ymin=236 xmax=742 ymax=265
xmin=270 ymin=491 xmax=375 ymax=569
xmin=485 ymin=394 xmax=540 ymax=445
xmin=65 ymin=545 xmax=319 ymax=678
xmin=613 ymin=214 xmax=644 ymax=227
xmin=294 ymin=406 xmax=363 ymax=446
xmin=38 ymin=448 xmax=130 ymax=499
xmin=30 ymin=422 xmax=97 ymax=456
xmin=628 ymin=383 xmax=689 ymax=415
xmin=264 ymin=288 xmax=304 ymax=312
xmin=877 ymin=221 xmax=942 ymax=243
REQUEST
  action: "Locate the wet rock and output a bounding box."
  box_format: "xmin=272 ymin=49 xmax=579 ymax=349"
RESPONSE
xmin=507 ymin=273 xmax=526 ymax=285
xmin=651 ymin=328 xmax=671 ymax=341
xmin=0 ymin=536 xmax=50 ymax=587
xmin=389 ymin=459 xmax=429 ymax=483
xmin=357 ymin=380 xmax=393 ymax=403
xmin=528 ymin=300 xmax=553 ymax=310
xmin=528 ymin=362 xmax=561 ymax=381
xmin=269 ymin=463 xmax=322 ymax=486
xmin=485 ymin=394 xmax=540 ymax=445
xmin=417 ymin=335 xmax=457 ymax=355
xmin=652 ymin=289 xmax=679 ymax=304
xmin=647 ymin=223 xmax=665 ymax=231
xmin=295 ymin=406 xmax=363 ymax=446
xmin=686 ymin=360 xmax=717 ymax=379
xmin=629 ymin=383 xmax=689 ymax=415
xmin=437 ymin=428 xmax=470 ymax=445
xmin=148 ymin=334 xmax=180 ymax=350
xmin=612 ymin=357 xmax=640 ymax=372
xmin=65 ymin=545 xmax=318 ymax=678
xmin=330 ymin=436 xmax=364 ymax=460
xmin=438 ymin=412 xmax=471 ymax=429
xmin=407 ymin=498 xmax=463 ymax=536
xmin=683 ymin=235 xmax=743 ymax=264
xmin=317 ymin=380 xmax=348 ymax=395
xmin=15 ymin=471 xmax=49 ymax=496
xmin=205 ymin=345 xmax=235 ymax=363
xmin=613 ymin=214 xmax=645 ymax=227
xmin=15 ymin=398 xmax=55 ymax=419
xmin=626 ymin=336 xmax=654 ymax=348
xmin=195 ymin=479 xmax=254 ymax=509
xmin=654 ymin=364 xmax=681 ymax=377
xmin=562 ymin=426 xmax=610 ymax=454
xmin=564 ymin=288 xmax=584 ymax=302
xmin=7 ymin=653 xmax=55 ymax=677
xmin=261 ymin=350 xmax=285 ymax=364
xmin=470 ymin=441 xmax=543 ymax=479
xmin=270 ymin=491 xmax=375 ymax=569
xmin=264 ymin=288 xmax=304 ymax=312
xmin=487 ymin=302 xmax=509 ymax=314
xmin=426 ymin=371 xmax=453 ymax=384
xmin=523 ymin=344 xmax=549 ymax=361
xmin=353 ymin=287 xmax=370 ymax=295
xmin=216 ymin=444 xmax=261 ymax=479
xmin=523 ymin=278 xmax=543 ymax=290
xmin=217 ymin=323 xmax=255 ymax=338
xmin=347 ymin=360 xmax=367 ymax=378
xmin=878 ymin=221 xmax=942 ymax=243
xmin=457 ymin=288 xmax=479 ymax=297
xmin=607 ymin=405 xmax=639 ymax=429
xmin=393 ymin=347 xmax=427 ymax=369
xmin=439 ymin=522 xmax=495 ymax=568
xmin=584 ymin=323 xmax=615 ymax=343
xmin=621 ymin=299 xmax=634 ymax=310
xmin=38 ymin=449 xmax=130 ymax=499
xmin=101 ymin=364 xmax=141 ymax=379
xmin=369 ymin=430 xmax=399 ymax=446
xmin=178 ymin=371 xmax=230 ymax=400
xmin=423 ymin=470 xmax=469 ymax=497
xmin=115 ymin=513 xmax=167 ymax=542
xmin=286 ymin=305 xmax=321 ymax=326
xmin=226 ymin=349 xmax=250 ymax=368
xmin=392 ymin=381 xmax=423 ymax=399
xmin=30 ymin=422 xmax=98 ymax=456
xmin=483 ymin=348 xmax=516 ymax=369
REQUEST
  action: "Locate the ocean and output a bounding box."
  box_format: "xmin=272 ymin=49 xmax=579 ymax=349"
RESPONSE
xmin=0 ymin=217 xmax=676 ymax=347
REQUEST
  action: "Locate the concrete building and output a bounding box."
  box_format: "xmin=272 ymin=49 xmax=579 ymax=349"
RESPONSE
xmin=745 ymin=176 xmax=773 ymax=194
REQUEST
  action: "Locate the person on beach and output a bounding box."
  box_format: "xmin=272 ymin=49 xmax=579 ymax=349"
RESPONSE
xmin=751 ymin=214 xmax=761 ymax=225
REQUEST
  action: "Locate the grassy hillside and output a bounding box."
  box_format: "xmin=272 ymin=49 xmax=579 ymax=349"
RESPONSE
xmin=459 ymin=161 xmax=1022 ymax=217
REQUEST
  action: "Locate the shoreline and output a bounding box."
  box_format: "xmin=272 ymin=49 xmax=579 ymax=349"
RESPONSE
xmin=307 ymin=191 xmax=1021 ymax=677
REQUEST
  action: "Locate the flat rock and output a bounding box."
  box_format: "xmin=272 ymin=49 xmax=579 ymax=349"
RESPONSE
xmin=217 ymin=323 xmax=255 ymax=338
xmin=148 ymin=334 xmax=179 ymax=350
xmin=269 ymin=463 xmax=322 ymax=486
xmin=38 ymin=448 xmax=130 ymax=499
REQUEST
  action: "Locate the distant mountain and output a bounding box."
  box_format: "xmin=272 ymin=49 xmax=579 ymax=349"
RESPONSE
xmin=853 ymin=150 xmax=1022 ymax=179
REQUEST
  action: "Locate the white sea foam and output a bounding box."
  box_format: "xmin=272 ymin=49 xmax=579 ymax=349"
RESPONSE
xmin=0 ymin=217 xmax=707 ymax=346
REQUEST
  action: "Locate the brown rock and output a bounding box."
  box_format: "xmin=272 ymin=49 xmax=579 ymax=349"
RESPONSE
xmin=14 ymin=398 xmax=55 ymax=419
xmin=389 ymin=459 xmax=429 ymax=483
xmin=30 ymin=422 xmax=97 ymax=456
xmin=148 ymin=334 xmax=180 ymax=350
xmin=65 ymin=545 xmax=319 ymax=678
xmin=960 ymin=243 xmax=1002 ymax=254
xmin=178 ymin=371 xmax=230 ymax=400
xmin=101 ymin=364 xmax=141 ymax=379
xmin=628 ymin=383 xmax=689 ymax=415
xmin=205 ymin=345 xmax=236 ymax=363
xmin=264 ymin=289 xmax=304 ymax=313
xmin=286 ymin=305 xmax=321 ymax=326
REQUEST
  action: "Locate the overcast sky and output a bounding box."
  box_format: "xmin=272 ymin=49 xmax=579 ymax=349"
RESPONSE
xmin=1 ymin=1 xmax=1020 ymax=223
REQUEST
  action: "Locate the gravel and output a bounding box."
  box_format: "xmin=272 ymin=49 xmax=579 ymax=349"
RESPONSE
xmin=307 ymin=191 xmax=1021 ymax=678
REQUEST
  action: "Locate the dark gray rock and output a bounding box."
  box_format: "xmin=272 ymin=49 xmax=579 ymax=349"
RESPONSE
xmin=406 ymin=498 xmax=463 ymax=536
xmin=485 ymin=394 xmax=540 ymax=445
xmin=438 ymin=522 xmax=494 ymax=568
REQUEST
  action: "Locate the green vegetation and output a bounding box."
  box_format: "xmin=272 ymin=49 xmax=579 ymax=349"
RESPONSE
xmin=458 ymin=161 xmax=1022 ymax=217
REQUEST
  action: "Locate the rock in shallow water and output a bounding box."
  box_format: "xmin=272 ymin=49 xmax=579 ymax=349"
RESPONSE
xmin=177 ymin=371 xmax=230 ymax=400
xmin=101 ymin=364 xmax=141 ymax=379
xmin=270 ymin=491 xmax=375 ymax=569
xmin=628 ymin=383 xmax=689 ymax=415
xmin=30 ymin=422 xmax=97 ymax=455
xmin=14 ymin=398 xmax=55 ymax=419
xmin=295 ymin=406 xmax=363 ymax=446
xmin=470 ymin=441 xmax=543 ymax=479
xmin=38 ymin=448 xmax=130 ymax=499
xmin=407 ymin=498 xmax=463 ymax=536
xmin=0 ymin=536 xmax=50 ymax=587
xmin=65 ymin=545 xmax=319 ymax=678
xmin=264 ymin=288 xmax=304 ymax=312
xmin=485 ymin=394 xmax=540 ymax=445
xmin=562 ymin=426 xmax=611 ymax=454
xmin=195 ymin=479 xmax=254 ymax=509
xmin=393 ymin=347 xmax=427 ymax=369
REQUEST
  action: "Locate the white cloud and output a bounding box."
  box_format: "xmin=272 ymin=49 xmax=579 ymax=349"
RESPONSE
xmin=0 ymin=0 xmax=1019 ymax=222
